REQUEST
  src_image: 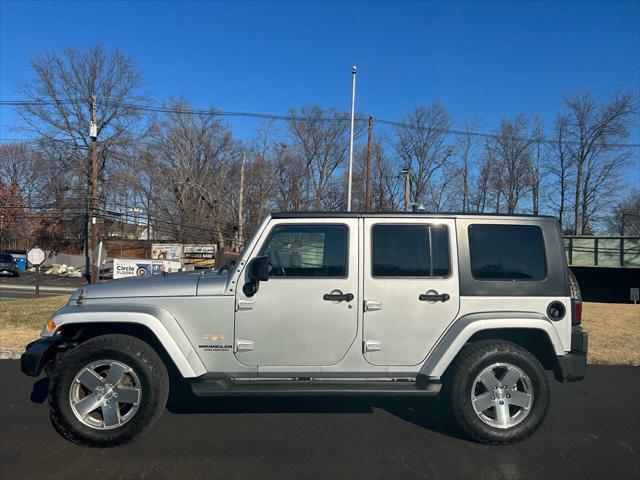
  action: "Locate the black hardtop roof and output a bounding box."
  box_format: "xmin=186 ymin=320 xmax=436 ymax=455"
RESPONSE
xmin=271 ymin=211 xmax=558 ymax=221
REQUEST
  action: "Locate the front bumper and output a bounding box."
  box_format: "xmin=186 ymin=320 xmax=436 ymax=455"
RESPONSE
xmin=20 ymin=336 xmax=64 ymax=377
xmin=556 ymin=327 xmax=588 ymax=382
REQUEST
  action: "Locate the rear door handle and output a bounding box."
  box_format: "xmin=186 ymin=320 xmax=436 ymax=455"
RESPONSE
xmin=323 ymin=290 xmax=354 ymax=302
xmin=419 ymin=292 xmax=450 ymax=302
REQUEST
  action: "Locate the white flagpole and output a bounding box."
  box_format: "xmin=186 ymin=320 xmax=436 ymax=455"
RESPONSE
xmin=347 ymin=65 xmax=357 ymax=211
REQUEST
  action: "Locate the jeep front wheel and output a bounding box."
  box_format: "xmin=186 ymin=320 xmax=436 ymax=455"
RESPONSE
xmin=48 ymin=334 xmax=169 ymax=447
xmin=451 ymin=340 xmax=550 ymax=445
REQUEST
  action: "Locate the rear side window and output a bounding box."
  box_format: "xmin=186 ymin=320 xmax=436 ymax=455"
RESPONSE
xmin=372 ymin=224 xmax=450 ymax=277
xmin=468 ymin=225 xmax=546 ymax=281
xmin=260 ymin=224 xmax=347 ymax=277
xmin=0 ymin=254 xmax=13 ymax=262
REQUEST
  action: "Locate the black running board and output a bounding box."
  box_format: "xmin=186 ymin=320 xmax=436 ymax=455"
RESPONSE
xmin=190 ymin=378 xmax=441 ymax=397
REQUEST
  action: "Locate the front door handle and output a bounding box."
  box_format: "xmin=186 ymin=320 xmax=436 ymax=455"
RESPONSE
xmin=419 ymin=292 xmax=450 ymax=302
xmin=323 ymin=290 xmax=354 ymax=302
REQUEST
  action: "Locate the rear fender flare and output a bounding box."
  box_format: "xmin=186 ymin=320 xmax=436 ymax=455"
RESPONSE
xmin=420 ymin=312 xmax=564 ymax=378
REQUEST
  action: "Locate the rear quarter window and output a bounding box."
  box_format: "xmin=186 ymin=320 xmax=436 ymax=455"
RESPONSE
xmin=468 ymin=224 xmax=547 ymax=281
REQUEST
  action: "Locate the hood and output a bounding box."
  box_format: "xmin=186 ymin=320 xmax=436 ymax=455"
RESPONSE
xmin=82 ymin=272 xmax=202 ymax=298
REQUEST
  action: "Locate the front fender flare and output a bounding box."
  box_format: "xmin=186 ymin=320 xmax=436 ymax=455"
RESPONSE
xmin=45 ymin=304 xmax=206 ymax=378
xmin=419 ymin=312 xmax=564 ymax=378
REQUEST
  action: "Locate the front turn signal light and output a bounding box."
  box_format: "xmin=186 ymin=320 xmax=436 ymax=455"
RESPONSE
xmin=46 ymin=320 xmax=57 ymax=332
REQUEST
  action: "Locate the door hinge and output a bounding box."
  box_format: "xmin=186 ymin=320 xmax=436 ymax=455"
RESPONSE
xmin=364 ymin=339 xmax=382 ymax=352
xmin=236 ymin=300 xmax=255 ymax=311
xmin=364 ymin=300 xmax=382 ymax=312
xmin=235 ymin=339 xmax=254 ymax=352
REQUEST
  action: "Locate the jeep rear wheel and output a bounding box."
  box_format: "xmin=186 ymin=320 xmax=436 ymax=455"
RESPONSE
xmin=451 ymin=340 xmax=550 ymax=445
xmin=48 ymin=334 xmax=169 ymax=447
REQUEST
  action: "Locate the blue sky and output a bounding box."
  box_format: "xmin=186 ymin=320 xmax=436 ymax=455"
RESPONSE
xmin=1 ymin=0 xmax=639 ymax=179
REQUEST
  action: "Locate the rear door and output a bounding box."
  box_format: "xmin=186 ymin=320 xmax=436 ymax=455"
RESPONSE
xmin=362 ymin=218 xmax=460 ymax=366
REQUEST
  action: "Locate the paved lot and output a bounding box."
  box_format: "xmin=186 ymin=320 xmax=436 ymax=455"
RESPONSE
xmin=0 ymin=287 xmax=64 ymax=301
xmin=0 ymin=271 xmax=87 ymax=289
xmin=0 ymin=360 xmax=638 ymax=480
xmin=0 ymin=272 xmax=84 ymax=301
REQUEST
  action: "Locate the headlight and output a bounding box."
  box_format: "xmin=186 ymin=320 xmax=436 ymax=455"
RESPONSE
xmin=40 ymin=319 xmax=58 ymax=337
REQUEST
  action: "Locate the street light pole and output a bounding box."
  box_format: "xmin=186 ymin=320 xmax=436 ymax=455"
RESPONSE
xmin=347 ymin=66 xmax=357 ymax=212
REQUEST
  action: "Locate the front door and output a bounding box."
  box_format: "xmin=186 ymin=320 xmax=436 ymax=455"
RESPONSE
xmin=234 ymin=219 xmax=359 ymax=367
xmin=363 ymin=218 xmax=460 ymax=366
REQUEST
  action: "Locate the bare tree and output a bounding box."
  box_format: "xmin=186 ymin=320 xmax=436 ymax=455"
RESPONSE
xmin=244 ymin=122 xmax=281 ymax=232
xmin=606 ymin=190 xmax=640 ymax=235
xmin=273 ymin=143 xmax=306 ymax=211
xmin=370 ymin=141 xmax=402 ymax=211
xmin=529 ymin=117 xmax=544 ymax=215
xmin=453 ymin=117 xmax=480 ymax=212
xmin=0 ymin=142 xmax=86 ymax=248
xmin=485 ymin=115 xmax=533 ymax=214
xmin=0 ymin=143 xmax=43 ymax=203
xmin=142 ymin=100 xmax=235 ymax=246
xmin=288 ymin=106 xmax=364 ymax=210
xmin=16 ymin=44 xmax=148 ymax=210
xmin=564 ymin=91 xmax=638 ymax=234
xmin=394 ymin=105 xmax=453 ymax=208
xmin=470 ymin=151 xmax=492 ymax=213
xmin=545 ymin=115 xmax=574 ymax=230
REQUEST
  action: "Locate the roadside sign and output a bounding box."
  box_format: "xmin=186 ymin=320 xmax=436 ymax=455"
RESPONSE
xmin=113 ymin=258 xmax=181 ymax=279
xmin=184 ymin=244 xmax=216 ymax=267
xmin=631 ymin=288 xmax=639 ymax=304
xmin=27 ymin=247 xmax=46 ymax=298
xmin=27 ymin=248 xmax=45 ymax=266
xmin=151 ymin=243 xmax=183 ymax=262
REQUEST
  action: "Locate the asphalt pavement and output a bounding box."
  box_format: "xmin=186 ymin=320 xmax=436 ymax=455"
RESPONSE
xmin=0 ymin=361 xmax=638 ymax=480
xmin=0 ymin=271 xmax=87 ymax=289
xmin=0 ymin=287 xmax=65 ymax=301
xmin=0 ymin=271 xmax=84 ymax=301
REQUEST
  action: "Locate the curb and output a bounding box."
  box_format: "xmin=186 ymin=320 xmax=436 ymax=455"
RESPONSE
xmin=0 ymin=349 xmax=23 ymax=360
xmin=0 ymin=284 xmax=79 ymax=293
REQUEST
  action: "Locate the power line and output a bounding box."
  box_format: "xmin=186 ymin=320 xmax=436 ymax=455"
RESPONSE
xmin=3 ymin=98 xmax=638 ymax=148
xmin=3 ymin=198 xmax=254 ymax=240
xmin=0 ymin=98 xmax=358 ymax=123
xmin=375 ymin=118 xmax=640 ymax=149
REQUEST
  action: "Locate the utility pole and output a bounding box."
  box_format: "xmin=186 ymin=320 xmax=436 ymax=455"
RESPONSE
xmin=365 ymin=115 xmax=373 ymax=211
xmin=89 ymin=94 xmax=98 ymax=283
xmin=346 ymin=66 xmax=357 ymax=211
xmin=237 ymin=150 xmax=246 ymax=252
xmin=401 ymin=167 xmax=410 ymax=213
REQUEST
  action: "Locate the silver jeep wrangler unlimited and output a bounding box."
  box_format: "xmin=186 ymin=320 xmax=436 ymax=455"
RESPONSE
xmin=21 ymin=212 xmax=587 ymax=446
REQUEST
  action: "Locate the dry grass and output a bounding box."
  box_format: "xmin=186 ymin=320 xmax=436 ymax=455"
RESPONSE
xmin=0 ymin=296 xmax=68 ymax=351
xmin=582 ymin=302 xmax=640 ymax=366
xmin=0 ymin=297 xmax=638 ymax=365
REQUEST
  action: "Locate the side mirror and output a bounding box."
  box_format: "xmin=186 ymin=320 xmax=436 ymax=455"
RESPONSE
xmin=243 ymin=256 xmax=269 ymax=297
xmin=249 ymin=256 xmax=269 ymax=282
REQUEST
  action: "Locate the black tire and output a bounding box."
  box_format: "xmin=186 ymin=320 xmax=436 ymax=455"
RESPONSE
xmin=450 ymin=340 xmax=550 ymax=445
xmin=48 ymin=334 xmax=169 ymax=447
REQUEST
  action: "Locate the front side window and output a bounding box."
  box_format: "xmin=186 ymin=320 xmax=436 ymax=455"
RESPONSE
xmin=468 ymin=224 xmax=547 ymax=281
xmin=372 ymin=224 xmax=450 ymax=277
xmin=259 ymin=224 xmax=347 ymax=277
